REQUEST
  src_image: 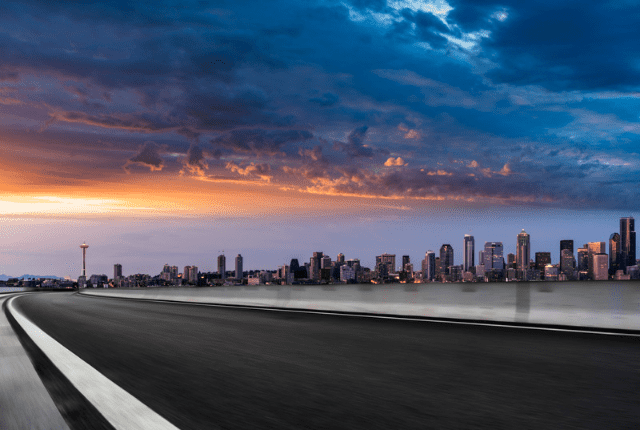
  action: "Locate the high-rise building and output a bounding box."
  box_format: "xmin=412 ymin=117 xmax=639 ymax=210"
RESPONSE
xmin=190 ymin=266 xmax=198 ymax=283
xmin=609 ymin=233 xmax=620 ymax=276
xmin=593 ymin=253 xmax=609 ymax=280
xmin=507 ymin=253 xmax=516 ymax=269
xmin=560 ymin=240 xmax=574 ymax=256
xmin=113 ymin=263 xmax=122 ymax=280
xmin=483 ymin=242 xmax=504 ymax=271
xmin=516 ymin=229 xmax=530 ymax=279
xmin=587 ymin=242 xmax=606 ymax=280
xmin=560 ymin=249 xmax=575 ymax=280
xmin=423 ymin=251 xmax=436 ymax=281
xmin=310 ymin=252 xmax=323 ymax=281
xmin=235 ymin=254 xmax=243 ymax=279
xmin=620 ymin=217 xmax=636 ymax=272
xmin=183 ymin=266 xmax=191 ymax=282
xmin=336 ymin=253 xmax=345 ymax=265
xmin=402 ymin=255 xmax=411 ymax=269
xmin=321 ymin=255 xmax=332 ymax=270
xmin=535 ymin=252 xmax=551 ymax=272
xmin=478 ymin=250 xmax=485 ymax=268
xmin=577 ymin=245 xmax=589 ymax=273
xmin=463 ymin=235 xmax=474 ymax=272
xmin=439 ymin=245 xmax=454 ymax=276
xmin=218 ymin=254 xmax=226 ymax=279
xmin=376 ymin=253 xmax=396 ymax=274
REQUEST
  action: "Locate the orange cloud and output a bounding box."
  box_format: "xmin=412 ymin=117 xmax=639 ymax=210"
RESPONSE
xmin=384 ymin=157 xmax=408 ymax=166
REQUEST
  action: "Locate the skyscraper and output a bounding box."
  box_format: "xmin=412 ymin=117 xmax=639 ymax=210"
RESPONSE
xmin=620 ymin=217 xmax=636 ymax=272
xmin=535 ymin=252 xmax=551 ymax=272
xmin=235 ymin=254 xmax=243 ymax=279
xmin=587 ymin=242 xmax=606 ymax=280
xmin=560 ymin=240 xmax=574 ymax=255
xmin=310 ymin=252 xmax=323 ymax=281
xmin=376 ymin=253 xmax=396 ymax=274
xmin=559 ymin=240 xmax=574 ymax=275
xmin=218 ymin=254 xmax=226 ymax=279
xmin=113 ymin=263 xmax=122 ymax=280
xmin=483 ymin=242 xmax=504 ymax=269
xmin=609 ymin=233 xmax=620 ymax=276
xmin=593 ymin=253 xmax=609 ymax=280
xmin=560 ymin=249 xmax=575 ymax=280
xmin=439 ymin=245 xmax=454 ymax=276
xmin=402 ymin=255 xmax=411 ymax=269
xmin=463 ymin=235 xmax=474 ymax=272
xmin=577 ymin=245 xmax=589 ymax=273
xmin=336 ymin=253 xmax=345 ymax=265
xmin=424 ymin=251 xmax=436 ymax=281
xmin=516 ymin=229 xmax=530 ymax=279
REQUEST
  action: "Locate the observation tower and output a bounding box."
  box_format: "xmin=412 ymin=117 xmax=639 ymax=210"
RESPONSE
xmin=80 ymin=242 xmax=89 ymax=278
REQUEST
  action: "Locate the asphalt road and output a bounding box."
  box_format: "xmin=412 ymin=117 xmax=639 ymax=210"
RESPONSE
xmin=14 ymin=292 xmax=640 ymax=430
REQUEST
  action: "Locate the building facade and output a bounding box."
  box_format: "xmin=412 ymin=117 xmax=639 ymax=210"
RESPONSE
xmin=516 ymin=229 xmax=530 ymax=279
xmin=463 ymin=234 xmax=474 ymax=272
xmin=620 ymin=217 xmax=636 ymax=272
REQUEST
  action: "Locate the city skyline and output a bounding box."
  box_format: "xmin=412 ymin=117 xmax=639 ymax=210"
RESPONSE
xmin=4 ymin=214 xmax=631 ymax=280
xmin=2 ymin=2 xmax=640 ymax=277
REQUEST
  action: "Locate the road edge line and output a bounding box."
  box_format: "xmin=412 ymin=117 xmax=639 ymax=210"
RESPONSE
xmin=7 ymin=295 xmax=180 ymax=430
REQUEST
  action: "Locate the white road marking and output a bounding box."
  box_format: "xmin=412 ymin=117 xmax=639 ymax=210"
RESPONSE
xmin=81 ymin=292 xmax=640 ymax=338
xmin=7 ymin=296 xmax=180 ymax=430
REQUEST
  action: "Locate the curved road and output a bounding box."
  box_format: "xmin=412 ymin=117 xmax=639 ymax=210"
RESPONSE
xmin=13 ymin=292 xmax=640 ymax=429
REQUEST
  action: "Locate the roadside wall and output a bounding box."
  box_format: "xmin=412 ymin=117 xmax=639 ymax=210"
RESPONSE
xmin=79 ymin=281 xmax=640 ymax=331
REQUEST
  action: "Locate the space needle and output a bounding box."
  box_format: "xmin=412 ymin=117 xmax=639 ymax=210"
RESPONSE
xmin=80 ymin=242 xmax=89 ymax=279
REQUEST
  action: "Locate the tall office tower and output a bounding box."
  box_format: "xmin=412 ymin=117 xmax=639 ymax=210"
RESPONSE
xmin=310 ymin=252 xmax=323 ymax=281
xmin=535 ymin=252 xmax=551 ymax=272
xmin=478 ymin=250 xmax=485 ymax=267
xmin=620 ymin=217 xmax=636 ymax=272
xmin=424 ymin=251 xmax=436 ymax=281
xmin=235 ymin=254 xmax=243 ymax=279
xmin=507 ymin=253 xmax=516 ymax=269
xmin=190 ymin=266 xmax=198 ymax=283
xmin=439 ymin=245 xmax=454 ymax=276
xmin=346 ymin=258 xmax=360 ymax=268
xmin=183 ymin=266 xmax=191 ymax=282
xmin=587 ymin=242 xmax=606 ymax=280
xmin=336 ymin=253 xmax=345 ymax=265
xmin=434 ymin=256 xmax=442 ymax=279
xmin=376 ymin=253 xmax=396 ymax=274
xmin=171 ymin=266 xmax=178 ymax=281
xmin=483 ymin=242 xmax=504 ymax=270
xmin=609 ymin=233 xmax=621 ymax=276
xmin=560 ymin=249 xmax=575 ymax=280
xmin=577 ymin=245 xmax=589 ymax=272
xmin=593 ymin=253 xmax=609 ymax=280
xmin=402 ymin=255 xmax=411 ymax=269
xmin=516 ymin=229 xmax=530 ymax=279
xmin=560 ymin=240 xmax=574 ymax=256
xmin=218 ymin=254 xmax=226 ymax=279
xmin=290 ymin=259 xmax=300 ymax=273
xmin=321 ymin=255 xmax=332 ymax=270
xmin=113 ymin=263 xmax=122 ymax=280
xmin=463 ymin=235 xmax=474 ymax=272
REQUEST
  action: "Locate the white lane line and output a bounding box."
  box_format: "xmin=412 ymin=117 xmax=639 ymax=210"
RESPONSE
xmin=92 ymin=294 xmax=640 ymax=338
xmin=7 ymin=296 xmax=180 ymax=430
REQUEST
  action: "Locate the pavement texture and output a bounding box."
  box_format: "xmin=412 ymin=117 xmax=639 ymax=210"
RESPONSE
xmin=13 ymin=292 xmax=640 ymax=430
xmin=0 ymin=295 xmax=69 ymax=430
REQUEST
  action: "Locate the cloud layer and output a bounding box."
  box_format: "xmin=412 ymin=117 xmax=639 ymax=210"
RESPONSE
xmin=1 ymin=0 xmax=640 ymax=210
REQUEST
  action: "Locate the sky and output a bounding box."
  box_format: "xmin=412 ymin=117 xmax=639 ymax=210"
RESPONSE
xmin=1 ymin=0 xmax=640 ymax=277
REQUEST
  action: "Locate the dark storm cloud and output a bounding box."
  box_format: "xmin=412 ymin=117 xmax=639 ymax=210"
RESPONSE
xmin=333 ymin=126 xmax=374 ymax=158
xmin=448 ymin=0 xmax=640 ymax=91
xmin=125 ymin=141 xmax=165 ymax=172
xmin=211 ymin=129 xmax=314 ymax=157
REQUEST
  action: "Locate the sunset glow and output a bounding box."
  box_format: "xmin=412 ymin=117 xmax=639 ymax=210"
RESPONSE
xmin=1 ymin=0 xmax=639 ymax=277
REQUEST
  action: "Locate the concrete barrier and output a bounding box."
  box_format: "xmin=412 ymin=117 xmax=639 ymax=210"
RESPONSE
xmin=79 ymin=280 xmax=640 ymax=331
